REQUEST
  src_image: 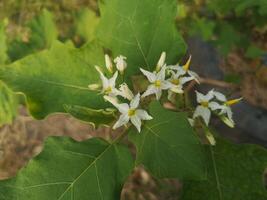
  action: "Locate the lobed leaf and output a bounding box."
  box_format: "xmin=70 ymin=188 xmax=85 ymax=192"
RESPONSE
xmin=0 ymin=41 xmax=108 ymax=120
xmin=0 ymin=136 xmax=134 ymax=200
xmin=129 ymin=101 xmax=206 ymax=180
xmin=8 ymin=9 xmax=58 ymax=61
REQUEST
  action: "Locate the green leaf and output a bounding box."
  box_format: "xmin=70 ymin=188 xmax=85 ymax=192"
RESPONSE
xmin=74 ymin=8 xmax=100 ymax=42
xmin=245 ymin=45 xmax=264 ymax=59
xmin=8 ymin=9 xmax=58 ymax=61
xmin=215 ymin=23 xmax=241 ymax=55
xmin=0 ymin=136 xmax=134 ymax=200
xmin=0 ymin=19 xmax=8 ymax=64
xmin=0 ymin=41 xmax=108 ymax=120
xmin=97 ymin=0 xmax=186 ymax=78
xmin=182 ymin=137 xmax=267 ymax=199
xmin=129 ymin=101 xmax=206 ymax=180
xmin=63 ymin=104 xmax=116 ymax=128
xmin=0 ymin=82 xmax=17 ymax=126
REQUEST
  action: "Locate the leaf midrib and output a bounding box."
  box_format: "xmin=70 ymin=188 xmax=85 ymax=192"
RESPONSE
xmin=57 ymin=142 xmax=114 ymax=200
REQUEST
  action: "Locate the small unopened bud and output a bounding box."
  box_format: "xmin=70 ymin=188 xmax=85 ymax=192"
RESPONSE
xmin=156 ymin=52 xmax=166 ymax=71
xmin=114 ymin=55 xmax=127 ymax=74
xmin=88 ymin=84 xmax=100 ymax=91
xmin=119 ymin=83 xmax=134 ymax=100
xmin=105 ymin=54 xmax=113 ymax=73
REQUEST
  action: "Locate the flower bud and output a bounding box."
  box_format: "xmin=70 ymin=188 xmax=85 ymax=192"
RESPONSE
xmin=88 ymin=84 xmax=100 ymax=91
xmin=114 ymin=55 xmax=127 ymax=74
xmin=119 ymin=83 xmax=134 ymax=100
xmin=156 ymin=52 xmax=166 ymax=71
xmin=105 ymin=54 xmax=113 ymax=73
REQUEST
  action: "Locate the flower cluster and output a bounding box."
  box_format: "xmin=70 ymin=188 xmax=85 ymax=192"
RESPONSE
xmin=92 ymin=52 xmax=241 ymax=133
xmin=93 ymin=54 xmax=152 ymax=132
xmin=192 ymin=90 xmax=242 ymax=126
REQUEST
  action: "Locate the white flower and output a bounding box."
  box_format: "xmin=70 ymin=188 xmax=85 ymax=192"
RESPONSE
xmin=156 ymin=52 xmax=166 ymax=71
xmin=169 ymin=55 xmax=200 ymax=83
xmin=193 ymin=90 xmax=222 ymax=125
xmin=140 ymin=66 xmax=172 ymax=100
xmin=168 ymin=71 xmax=194 ymax=94
xmin=105 ymin=54 xmax=113 ymax=73
xmin=104 ymin=94 xmax=153 ymax=132
xmin=119 ymin=83 xmax=134 ymax=100
xmin=213 ymin=91 xmax=242 ymax=125
xmin=95 ymin=66 xmax=121 ymax=97
xmin=114 ymin=55 xmax=127 ymax=74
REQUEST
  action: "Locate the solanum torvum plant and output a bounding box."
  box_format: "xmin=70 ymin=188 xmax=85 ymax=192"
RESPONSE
xmin=0 ymin=0 xmax=266 ymax=199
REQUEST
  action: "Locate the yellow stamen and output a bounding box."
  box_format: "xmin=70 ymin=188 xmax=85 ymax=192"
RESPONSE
xmin=201 ymin=101 xmax=209 ymax=107
xmin=154 ymin=80 xmax=161 ymax=88
xmin=171 ymin=78 xmax=180 ymax=85
xmin=128 ymin=109 xmax=136 ymax=117
xmin=182 ymin=55 xmax=192 ymax=72
xmin=225 ymin=98 xmax=242 ymax=106
xmin=104 ymin=86 xmax=112 ymax=94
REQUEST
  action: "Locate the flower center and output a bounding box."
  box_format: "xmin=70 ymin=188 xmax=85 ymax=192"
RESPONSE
xmin=201 ymin=101 xmax=209 ymax=107
xmin=128 ymin=109 xmax=136 ymax=117
xmin=104 ymin=86 xmax=112 ymax=94
xmin=171 ymin=78 xmax=180 ymax=85
xmin=154 ymin=80 xmax=161 ymax=88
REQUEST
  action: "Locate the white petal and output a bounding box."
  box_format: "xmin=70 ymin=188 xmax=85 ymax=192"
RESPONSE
xmin=111 ymin=88 xmax=124 ymax=97
xmin=104 ymin=95 xmax=119 ymax=106
xmin=142 ymin=85 xmax=157 ymax=98
xmin=171 ymin=86 xmax=184 ymax=94
xmin=95 ymin=66 xmax=109 ymax=88
xmin=180 ymin=76 xmax=194 ymax=85
xmin=193 ymin=106 xmax=211 ymax=125
xmin=209 ymin=101 xmax=222 ymax=111
xmin=195 ymin=91 xmax=205 ymax=103
xmin=130 ymin=115 xmax=142 ymax=132
xmin=157 ymin=65 xmax=166 ymax=80
xmin=109 ymin=71 xmax=118 ymax=87
xmin=116 ymin=103 xmax=129 ymax=114
xmin=188 ymin=70 xmax=200 ymax=83
xmin=104 ymin=96 xmax=129 ymax=113
xmin=130 ymin=93 xmax=140 ymax=109
xmin=113 ymin=114 xmax=129 ymax=129
xmin=205 ymin=89 xmax=215 ymax=101
xmin=176 ymin=67 xmax=186 ymax=76
xmin=226 ymin=107 xmax=233 ymax=122
xmin=213 ymin=91 xmax=227 ymax=102
xmin=136 ymin=109 xmax=153 ymax=120
xmin=188 ymin=118 xmax=195 ymax=126
xmin=155 ymin=89 xmax=162 ymax=100
xmin=161 ymin=80 xmax=172 ymax=90
xmin=140 ymin=68 xmax=156 ymax=82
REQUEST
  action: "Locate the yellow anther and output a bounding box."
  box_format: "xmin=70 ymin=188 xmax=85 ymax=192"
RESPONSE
xmin=154 ymin=80 xmax=161 ymax=88
xmin=182 ymin=55 xmax=192 ymax=72
xmin=104 ymin=86 xmax=112 ymax=94
xmin=171 ymin=78 xmax=180 ymax=85
xmin=201 ymin=101 xmax=209 ymax=107
xmin=128 ymin=109 xmax=136 ymax=117
xmin=225 ymin=98 xmax=242 ymax=106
